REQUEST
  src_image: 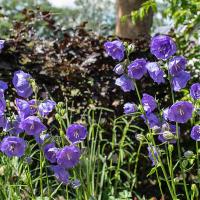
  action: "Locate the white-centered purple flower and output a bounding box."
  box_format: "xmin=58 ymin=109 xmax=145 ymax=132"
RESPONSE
xmin=0 ymin=80 xmax=8 ymax=91
xmin=20 ymin=116 xmax=47 ymax=136
xmin=115 ymin=75 xmax=135 ymax=92
xmin=172 ymin=71 xmax=190 ymax=91
xmin=168 ymin=101 xmax=194 ymax=123
xmin=150 ymin=35 xmax=176 ymax=60
xmin=6 ymin=116 xmax=23 ymax=135
xmin=38 ymin=99 xmax=56 ymax=117
xmin=104 ymin=40 xmax=125 ymax=61
xmin=128 ymin=58 xmax=147 ymax=80
xmin=169 ymin=56 xmax=187 ymax=75
xmin=43 ymin=143 xmax=59 ymax=163
xmin=123 ymin=102 xmax=137 ymax=114
xmin=142 ymin=93 xmax=157 ymax=113
xmin=12 ymin=70 xmax=33 ymax=98
xmin=66 ymin=124 xmax=87 ymax=144
xmin=113 ymin=64 xmax=124 ymax=75
xmin=146 ymin=62 xmax=165 ymax=84
xmin=0 ymin=136 xmax=26 ymax=157
xmin=56 ymin=145 xmax=81 ymax=169
xmin=147 ymin=146 xmax=159 ymax=166
xmin=51 ymin=165 xmax=70 ymax=184
xmin=190 ymin=83 xmax=200 ymax=100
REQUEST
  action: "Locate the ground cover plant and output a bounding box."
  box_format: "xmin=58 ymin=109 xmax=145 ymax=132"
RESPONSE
xmin=0 ymin=4 xmax=199 ymax=200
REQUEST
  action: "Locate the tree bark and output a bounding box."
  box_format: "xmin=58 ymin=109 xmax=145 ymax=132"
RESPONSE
xmin=116 ymin=0 xmax=153 ymax=40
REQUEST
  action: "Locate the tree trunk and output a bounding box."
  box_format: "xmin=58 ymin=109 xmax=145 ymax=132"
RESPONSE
xmin=116 ymin=0 xmax=153 ymax=40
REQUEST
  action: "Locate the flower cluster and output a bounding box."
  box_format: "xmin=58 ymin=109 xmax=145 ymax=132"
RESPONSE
xmin=104 ymin=35 xmax=199 ymax=166
xmin=0 ymin=70 xmax=88 ymax=185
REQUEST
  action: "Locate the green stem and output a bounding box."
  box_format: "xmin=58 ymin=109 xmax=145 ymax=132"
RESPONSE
xmin=133 ymin=80 xmax=176 ymax=199
xmin=40 ymin=150 xmax=43 ymax=199
xmin=196 ymin=141 xmax=200 ymax=186
xmin=176 ymin=123 xmax=190 ymax=200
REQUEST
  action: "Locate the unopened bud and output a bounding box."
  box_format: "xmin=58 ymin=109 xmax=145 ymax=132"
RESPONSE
xmin=135 ymin=134 xmax=145 ymax=142
xmin=163 ymin=131 xmax=175 ymax=140
xmin=184 ymin=150 xmax=194 ymax=158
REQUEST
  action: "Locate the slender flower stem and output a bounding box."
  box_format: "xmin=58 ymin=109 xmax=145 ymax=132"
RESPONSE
xmin=196 ymin=141 xmax=200 ymax=187
xmin=39 ymin=149 xmax=44 ymax=198
xmin=133 ymin=80 xmax=176 ymax=199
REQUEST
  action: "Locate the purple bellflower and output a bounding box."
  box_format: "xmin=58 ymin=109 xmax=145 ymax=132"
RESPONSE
xmin=190 ymin=125 xmax=200 ymax=141
xmin=169 ymin=56 xmax=187 ymax=75
xmin=172 ymin=71 xmax=190 ymax=91
xmin=190 ymin=83 xmax=200 ymax=100
xmin=142 ymin=93 xmax=157 ymax=113
xmin=51 ymin=165 xmax=70 ymax=184
xmin=123 ymin=102 xmax=137 ymax=114
xmin=115 ymin=75 xmax=135 ymax=92
xmin=38 ymin=100 xmax=56 ymax=117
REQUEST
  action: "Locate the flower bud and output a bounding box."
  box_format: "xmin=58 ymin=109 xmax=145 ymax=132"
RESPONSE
xmin=135 ymin=134 xmax=145 ymax=142
xmin=191 ymin=184 xmax=199 ymax=197
xmin=168 ymin=144 xmax=174 ymax=153
xmin=184 ymin=150 xmax=194 ymax=158
xmin=162 ymin=131 xmax=175 ymax=140
xmin=113 ymin=64 xmax=124 ymax=75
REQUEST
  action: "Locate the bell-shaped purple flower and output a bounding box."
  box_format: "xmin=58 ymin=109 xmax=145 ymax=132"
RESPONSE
xmin=0 ymin=80 xmax=8 ymax=92
xmin=104 ymin=40 xmax=125 ymax=61
xmin=190 ymin=125 xmax=200 ymax=141
xmin=0 ymin=91 xmax=6 ymax=114
xmin=147 ymin=146 xmax=159 ymax=166
xmin=51 ymin=165 xmax=70 ymax=184
xmin=190 ymin=83 xmax=200 ymax=100
xmin=66 ymin=124 xmax=87 ymax=144
xmin=113 ymin=64 xmax=124 ymax=75
xmin=0 ymin=136 xmax=26 ymax=157
xmin=57 ymin=145 xmax=81 ymax=169
xmin=28 ymin=99 xmax=38 ymax=115
xmin=168 ymin=101 xmax=194 ymax=123
xmin=123 ymin=102 xmax=137 ymax=114
xmin=38 ymin=100 xmax=56 ymax=117
xmin=146 ymin=62 xmax=165 ymax=84
xmin=44 ymin=143 xmax=59 ymax=163
xmin=172 ymin=71 xmax=190 ymax=91
xmin=20 ymin=116 xmax=47 ymax=136
xmin=115 ymin=75 xmax=135 ymax=92
xmin=141 ymin=113 xmax=160 ymax=128
xmin=128 ymin=58 xmax=147 ymax=80
xmin=169 ymin=56 xmax=187 ymax=75
xmin=15 ymin=98 xmax=31 ymax=119
xmin=150 ymin=35 xmax=176 ymax=60
xmin=163 ymin=107 xmax=169 ymax=121
xmin=7 ymin=116 xmax=23 ymax=135
xmin=12 ymin=70 xmax=33 ymax=98
xmin=142 ymin=93 xmax=157 ymax=113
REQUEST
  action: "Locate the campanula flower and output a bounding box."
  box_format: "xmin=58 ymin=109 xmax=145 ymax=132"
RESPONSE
xmin=113 ymin=64 xmax=124 ymax=75
xmin=0 ymin=91 xmax=6 ymax=114
xmin=51 ymin=165 xmax=70 ymax=184
xmin=0 ymin=80 xmax=8 ymax=92
xmin=12 ymin=70 xmax=33 ymax=98
xmin=128 ymin=58 xmax=147 ymax=80
xmin=142 ymin=93 xmax=157 ymax=113
xmin=141 ymin=113 xmax=160 ymax=128
xmin=6 ymin=116 xmax=23 ymax=135
xmin=15 ymin=98 xmax=31 ymax=119
xmin=146 ymin=62 xmax=165 ymax=84
xmin=168 ymin=101 xmax=194 ymax=123
xmin=0 ymin=136 xmax=26 ymax=157
xmin=66 ymin=124 xmax=87 ymax=144
xmin=57 ymin=145 xmax=81 ymax=169
xmin=34 ymin=133 xmax=50 ymax=144
xmin=169 ymin=56 xmax=187 ymax=75
xmin=123 ymin=102 xmax=137 ymax=114
xmin=150 ymin=35 xmax=176 ymax=60
xmin=190 ymin=83 xmax=200 ymax=100
xmin=172 ymin=71 xmax=190 ymax=91
xmin=190 ymin=125 xmax=200 ymax=141
xmin=44 ymin=143 xmax=59 ymax=163
xmin=20 ymin=116 xmax=47 ymax=136
xmin=104 ymin=40 xmax=125 ymax=61
xmin=38 ymin=100 xmax=56 ymax=117
xmin=115 ymin=75 xmax=135 ymax=92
